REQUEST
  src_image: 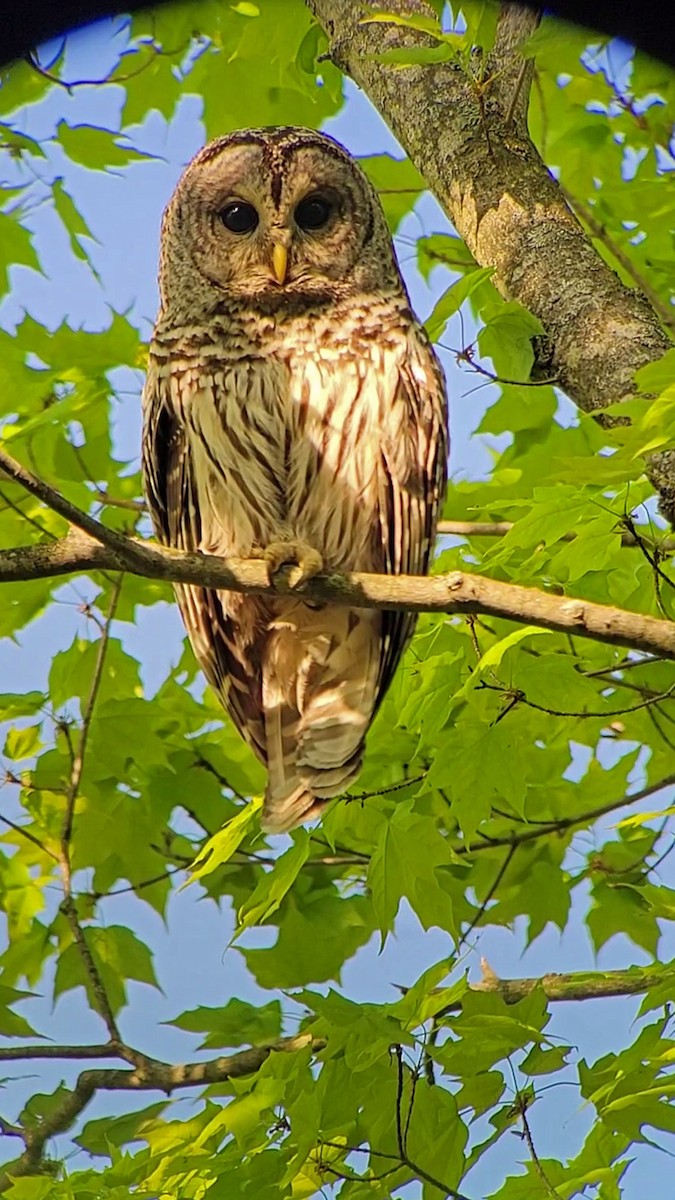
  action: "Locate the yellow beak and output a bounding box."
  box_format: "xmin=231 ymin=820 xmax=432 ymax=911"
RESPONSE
xmin=272 ymin=242 xmax=288 ymax=285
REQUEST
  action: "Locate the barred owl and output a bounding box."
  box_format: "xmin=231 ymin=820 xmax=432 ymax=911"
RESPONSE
xmin=142 ymin=126 xmax=448 ymax=833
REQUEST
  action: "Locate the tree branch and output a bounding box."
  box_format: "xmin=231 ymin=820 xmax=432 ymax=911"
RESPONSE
xmin=1 ymin=446 xmax=674 ymax=660
xmin=0 ymin=1043 xmax=135 ymax=1062
xmin=306 ymin=0 xmax=675 ymax=519
xmin=468 ymin=958 xmax=669 ymax=1004
xmin=458 ymin=770 xmax=675 ymax=855
xmin=60 ymin=576 xmax=123 ymax=878
xmin=0 ymin=961 xmax=669 ymax=1188
xmin=1 ymin=529 xmax=674 ymax=658
xmin=437 ymin=520 xmax=675 ymax=551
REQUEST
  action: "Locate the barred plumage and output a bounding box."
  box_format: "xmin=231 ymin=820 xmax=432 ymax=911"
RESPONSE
xmin=142 ymin=127 xmax=448 ymax=833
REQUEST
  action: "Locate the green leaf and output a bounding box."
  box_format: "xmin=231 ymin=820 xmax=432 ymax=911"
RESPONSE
xmin=187 ymin=797 xmax=262 ymax=885
xmin=165 ymin=997 xmax=282 ymax=1050
xmin=0 ymin=211 xmax=41 ymax=296
xmin=55 ymin=123 xmax=154 ymax=169
xmin=359 ymin=11 xmax=443 ymax=37
xmin=3 ymin=724 xmax=42 ymax=760
xmin=424 ymin=267 xmax=494 ymax=341
xmin=51 ymin=177 xmax=100 ymax=275
xmin=236 ymin=831 xmax=310 ymax=932
xmin=358 ymin=153 xmax=426 ymax=231
xmin=54 ymin=926 xmax=159 ymax=1015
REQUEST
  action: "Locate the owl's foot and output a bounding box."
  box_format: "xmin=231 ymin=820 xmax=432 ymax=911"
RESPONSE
xmin=262 ymin=540 xmax=324 ymax=590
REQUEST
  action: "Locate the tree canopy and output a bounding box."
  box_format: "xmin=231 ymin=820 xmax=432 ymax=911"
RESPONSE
xmin=0 ymin=2 xmax=674 ymax=1197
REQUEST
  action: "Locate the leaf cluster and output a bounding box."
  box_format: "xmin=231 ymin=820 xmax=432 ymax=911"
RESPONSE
xmin=0 ymin=2 xmax=674 ymax=1198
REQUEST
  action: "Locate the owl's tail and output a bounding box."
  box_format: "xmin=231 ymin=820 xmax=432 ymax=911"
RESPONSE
xmin=260 ymin=602 xmax=379 ymax=834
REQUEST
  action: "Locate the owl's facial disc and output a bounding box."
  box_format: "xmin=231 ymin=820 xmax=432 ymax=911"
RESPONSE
xmin=160 ymin=132 xmax=399 ymax=315
xmin=205 ymin=174 xmax=352 ymax=298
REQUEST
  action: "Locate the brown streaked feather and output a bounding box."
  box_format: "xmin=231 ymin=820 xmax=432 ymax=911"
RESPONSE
xmin=373 ymin=337 xmax=448 ymax=709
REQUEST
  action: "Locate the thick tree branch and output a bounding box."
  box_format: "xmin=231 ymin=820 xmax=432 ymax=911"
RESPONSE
xmin=306 ymin=0 xmax=675 ymax=519
xmin=2 ymin=528 xmax=674 ymax=659
xmin=0 ymin=962 xmax=669 ymax=1188
xmin=1 ymin=449 xmax=674 ymax=661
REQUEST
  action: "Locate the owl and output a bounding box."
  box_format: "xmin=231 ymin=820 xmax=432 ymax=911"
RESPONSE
xmin=142 ymin=126 xmax=448 ymax=834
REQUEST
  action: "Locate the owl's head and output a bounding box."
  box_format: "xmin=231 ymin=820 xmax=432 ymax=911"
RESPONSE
xmin=157 ymin=127 xmax=402 ymax=319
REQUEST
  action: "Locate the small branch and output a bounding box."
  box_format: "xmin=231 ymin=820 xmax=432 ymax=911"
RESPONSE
xmin=0 ymin=1117 xmax=25 ymax=1140
xmin=458 ymin=844 xmax=516 ymax=950
xmin=92 ymin=490 xmax=145 ymax=512
xmin=518 ymin=1094 xmax=561 ymax=1199
xmin=0 ymin=447 xmax=149 ymax=570
xmin=392 ymin=1044 xmax=471 ymax=1200
xmin=479 ymin=677 xmax=675 ymax=721
xmin=458 ymin=771 xmax=675 ymax=855
xmin=436 ymin=520 xmax=675 ymax=550
xmin=24 ymin=44 xmax=178 ymax=90
xmin=0 ymin=813 xmax=59 ymax=861
xmin=55 ymin=579 xmax=124 ymax=1045
xmin=60 ymin=576 xmax=123 ymax=877
xmin=0 ymin=1042 xmax=131 ymax=1062
xmin=60 ymin=898 xmax=120 ymax=1044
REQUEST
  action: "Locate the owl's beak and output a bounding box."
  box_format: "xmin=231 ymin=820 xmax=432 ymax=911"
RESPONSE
xmin=271 ymin=242 xmax=288 ymax=285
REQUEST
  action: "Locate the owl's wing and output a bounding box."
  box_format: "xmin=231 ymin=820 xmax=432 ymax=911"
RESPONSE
xmin=141 ymin=369 xmax=267 ymax=760
xmin=374 ymin=333 xmax=448 ymax=707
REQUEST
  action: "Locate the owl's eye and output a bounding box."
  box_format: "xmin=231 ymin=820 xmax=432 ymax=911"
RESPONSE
xmin=295 ymin=193 xmax=334 ymax=232
xmin=220 ymin=202 xmax=259 ymax=234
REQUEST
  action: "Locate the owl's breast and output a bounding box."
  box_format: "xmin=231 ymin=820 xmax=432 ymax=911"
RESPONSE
xmin=283 ymin=336 xmax=405 ymax=572
xmin=162 ymin=317 xmax=411 ymax=572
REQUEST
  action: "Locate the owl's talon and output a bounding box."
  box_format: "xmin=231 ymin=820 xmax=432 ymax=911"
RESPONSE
xmin=263 ymin=540 xmax=324 ymax=589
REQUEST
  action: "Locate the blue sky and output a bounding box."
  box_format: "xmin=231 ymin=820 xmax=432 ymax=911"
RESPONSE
xmin=0 ymin=13 xmax=673 ymax=1195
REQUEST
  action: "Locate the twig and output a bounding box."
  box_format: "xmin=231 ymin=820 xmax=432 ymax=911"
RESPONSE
xmin=457 ymin=770 xmax=675 ymax=856
xmin=60 ymin=897 xmax=120 ymax=1044
xmin=93 ymin=490 xmax=145 ymax=512
xmin=392 ymin=1044 xmax=471 ymax=1199
xmin=0 ymin=1117 xmax=25 ymax=1140
xmin=458 ymin=844 xmax=516 ymax=950
xmin=0 ymin=447 xmax=148 ymax=567
xmin=0 ymin=813 xmax=59 ymax=861
xmin=57 ymin=578 xmax=124 ymax=1045
xmin=60 ymin=576 xmax=123 ymax=878
xmin=0 ymin=1042 xmax=136 ymax=1061
xmin=0 ymin=484 xmax=55 ymax=540
xmin=479 ymin=677 xmax=675 ymax=721
xmin=24 ymin=45 xmax=176 ymax=90
xmin=436 ymin=519 xmax=675 ymax=550
xmin=445 ymin=341 xmax=560 ymax=387
xmin=518 ymin=1093 xmax=561 ymax=1199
